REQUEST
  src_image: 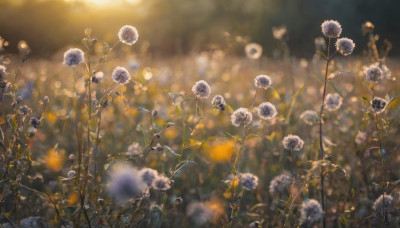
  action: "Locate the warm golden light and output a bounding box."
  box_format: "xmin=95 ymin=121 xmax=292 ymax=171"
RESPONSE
xmin=65 ymin=0 xmax=141 ymax=6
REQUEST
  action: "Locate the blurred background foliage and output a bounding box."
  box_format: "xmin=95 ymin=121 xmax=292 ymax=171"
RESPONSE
xmin=0 ymin=0 xmax=399 ymax=57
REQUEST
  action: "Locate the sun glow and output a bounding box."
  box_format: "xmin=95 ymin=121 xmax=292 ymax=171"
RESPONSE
xmin=65 ymin=0 xmax=141 ymax=6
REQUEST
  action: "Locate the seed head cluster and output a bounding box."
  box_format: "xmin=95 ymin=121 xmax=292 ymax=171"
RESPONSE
xmin=245 ymin=43 xmax=263 ymax=59
xmin=118 ymin=25 xmax=139 ymax=45
xmin=112 ymin=66 xmax=131 ymax=85
xmin=321 ymin=20 xmax=342 ymax=38
xmin=186 ymin=202 xmax=213 ymax=225
xmin=211 ymin=95 xmax=226 ymax=111
xmin=63 ymin=48 xmax=84 ymax=66
xmin=372 ymin=194 xmax=394 ymax=217
xmin=257 ymin=102 xmax=277 ymax=120
xmin=240 ymin=173 xmax=258 ymax=190
xmin=336 ymin=38 xmax=355 ymax=56
xmin=139 ymin=168 xmax=158 ymax=187
xmin=300 ymin=110 xmax=318 ymax=125
xmin=152 ymin=175 xmax=171 ymax=191
xmin=371 ymin=97 xmax=387 ymax=113
xmin=269 ymin=173 xmax=292 ymax=195
xmin=254 ymin=75 xmax=272 ymax=89
xmin=364 ymin=64 xmax=383 ymax=83
xmin=300 ymin=199 xmax=323 ymax=225
xmin=324 ymin=93 xmax=343 ymax=111
xmin=282 ymin=134 xmax=304 ymax=151
xmin=192 ymin=80 xmax=211 ymax=99
xmin=231 ymin=108 xmax=252 ymax=127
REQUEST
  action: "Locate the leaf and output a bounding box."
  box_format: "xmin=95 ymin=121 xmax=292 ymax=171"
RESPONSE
xmin=387 ymin=96 xmax=400 ymax=110
xmin=286 ymin=83 xmax=304 ymax=124
xmin=166 ymin=122 xmax=176 ymax=128
xmin=312 ymin=73 xmax=322 ymax=84
xmin=173 ymin=160 xmax=197 ymax=177
xmin=361 ymin=96 xmax=369 ymax=102
xmin=164 ymin=145 xmax=181 ymax=159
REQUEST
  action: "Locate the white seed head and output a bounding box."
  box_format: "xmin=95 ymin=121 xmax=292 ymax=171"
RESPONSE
xmin=364 ymin=64 xmax=383 ymax=83
xmin=112 ymin=66 xmax=131 ymax=85
xmin=324 ymin=93 xmax=343 ymax=111
xmin=371 ymin=97 xmax=387 ymax=113
xmin=373 ymin=194 xmax=394 ymax=217
xmin=300 ymin=199 xmax=323 ymax=225
xmin=211 ymin=95 xmax=226 ymax=111
xmin=254 ymin=75 xmax=272 ymax=89
xmin=0 ymin=65 xmax=7 ymax=79
xmin=231 ymin=107 xmax=252 ymax=127
xmin=245 ymin=43 xmax=263 ymax=59
xmin=300 ymin=110 xmax=318 ymax=125
xmin=355 ymin=131 xmax=367 ymax=145
xmin=336 ymin=38 xmax=355 ymax=56
xmin=186 ymin=202 xmax=213 ymax=225
xmin=139 ymin=168 xmax=158 ymax=187
xmin=269 ymin=173 xmax=292 ymax=195
xmin=321 ymin=20 xmax=342 ymax=38
xmin=107 ymin=163 xmax=146 ymax=201
xmin=118 ymin=25 xmax=139 ymax=45
xmin=126 ymin=142 xmax=142 ymax=156
xmin=282 ymin=134 xmax=304 ymax=151
xmin=240 ymin=173 xmax=258 ymax=190
xmin=257 ymin=102 xmax=277 ymax=120
xmin=152 ymin=175 xmax=171 ymax=191
xmin=192 ymin=80 xmax=211 ymax=99
xmin=63 ymin=48 xmax=84 ymax=66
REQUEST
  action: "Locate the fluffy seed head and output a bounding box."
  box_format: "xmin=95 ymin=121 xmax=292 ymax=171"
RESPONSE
xmin=0 ymin=65 xmax=7 ymax=79
xmin=240 ymin=173 xmax=258 ymax=190
xmin=364 ymin=64 xmax=383 ymax=83
xmin=231 ymin=108 xmax=252 ymax=127
xmin=282 ymin=134 xmax=304 ymax=151
xmin=19 ymin=105 xmax=31 ymax=115
xmin=254 ymin=75 xmax=272 ymax=89
xmin=324 ymin=93 xmax=343 ymax=111
xmin=321 ymin=20 xmax=342 ymax=38
xmin=362 ymin=21 xmax=375 ymax=35
xmin=300 ymin=110 xmax=318 ymax=125
xmin=118 ymin=25 xmax=139 ymax=45
xmin=211 ymin=95 xmax=226 ymax=111
xmin=373 ymin=194 xmax=394 ymax=217
xmin=192 ymin=80 xmax=211 ymax=99
xmin=257 ymin=102 xmax=277 ymax=120
xmin=336 ymin=38 xmax=355 ymax=56
xmin=371 ymin=97 xmax=387 ymax=113
xmin=112 ymin=66 xmax=131 ymax=85
xmin=63 ymin=48 xmax=84 ymax=66
xmin=249 ymin=221 xmax=261 ymax=228
xmin=126 ymin=142 xmax=142 ymax=156
xmin=269 ymin=173 xmax=292 ymax=195
xmin=300 ymin=199 xmax=323 ymax=225
xmin=272 ymin=26 xmax=287 ymax=40
xmin=245 ymin=43 xmax=263 ymax=59
xmin=314 ymin=37 xmax=326 ymax=51
xmin=152 ymin=175 xmax=171 ymax=191
xmin=139 ymin=168 xmax=158 ymax=187
xmin=67 ymin=170 xmax=76 ymax=178
xmin=355 ymin=131 xmax=367 ymax=145
xmin=186 ymin=202 xmax=213 ymax=225
xmin=107 ymin=163 xmax=146 ymax=201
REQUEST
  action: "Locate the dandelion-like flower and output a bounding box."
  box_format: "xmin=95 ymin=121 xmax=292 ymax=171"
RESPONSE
xmin=371 ymin=97 xmax=387 ymax=113
xmin=282 ymin=134 xmax=304 ymax=151
xmin=118 ymin=25 xmax=139 ymax=45
xmin=63 ymin=48 xmax=84 ymax=66
xmin=139 ymin=168 xmax=158 ymax=187
xmin=211 ymin=95 xmax=226 ymax=111
xmin=269 ymin=173 xmax=292 ymax=195
xmin=336 ymin=38 xmax=355 ymax=56
xmin=321 ymin=20 xmax=342 ymax=38
xmin=240 ymin=173 xmax=258 ymax=190
xmin=300 ymin=199 xmax=323 ymax=225
xmin=324 ymin=93 xmax=343 ymax=111
xmin=0 ymin=65 xmax=7 ymax=79
xmin=364 ymin=64 xmax=383 ymax=83
xmin=126 ymin=142 xmax=142 ymax=156
xmin=192 ymin=80 xmax=211 ymax=99
xmin=249 ymin=221 xmax=261 ymax=228
xmin=107 ymin=163 xmax=146 ymax=201
xmin=152 ymin=175 xmax=171 ymax=191
xmin=300 ymin=110 xmax=318 ymax=125
xmin=112 ymin=66 xmax=131 ymax=85
xmin=30 ymin=117 xmax=40 ymax=128
xmin=257 ymin=102 xmax=277 ymax=120
xmin=231 ymin=108 xmax=252 ymax=127
xmin=254 ymin=75 xmax=272 ymax=89
xmin=67 ymin=170 xmax=76 ymax=178
xmin=245 ymin=43 xmax=263 ymax=59
xmin=92 ymin=71 xmax=104 ymax=83
xmin=186 ymin=202 xmax=213 ymax=225
xmin=373 ymin=194 xmax=394 ymax=217
xmin=355 ymin=131 xmax=367 ymax=145
xmin=19 ymin=105 xmax=31 ymax=115
xmin=379 ymin=64 xmax=391 ymax=79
